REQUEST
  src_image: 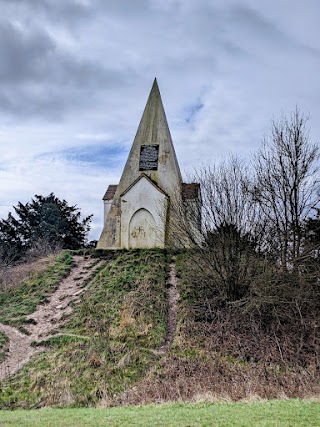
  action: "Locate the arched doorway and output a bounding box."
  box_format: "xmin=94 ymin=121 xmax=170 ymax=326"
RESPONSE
xmin=129 ymin=208 xmax=156 ymax=248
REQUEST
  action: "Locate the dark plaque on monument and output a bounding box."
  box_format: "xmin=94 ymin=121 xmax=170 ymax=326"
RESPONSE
xmin=139 ymin=144 xmax=159 ymax=171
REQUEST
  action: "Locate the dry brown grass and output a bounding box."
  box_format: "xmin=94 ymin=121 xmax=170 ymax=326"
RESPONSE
xmin=0 ymin=255 xmax=56 ymax=291
xmin=113 ymin=350 xmax=320 ymax=406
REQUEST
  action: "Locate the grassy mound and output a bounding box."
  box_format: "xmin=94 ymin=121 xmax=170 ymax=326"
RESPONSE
xmin=0 ymin=249 xmax=168 ymax=408
xmin=0 ymin=249 xmax=318 ymax=409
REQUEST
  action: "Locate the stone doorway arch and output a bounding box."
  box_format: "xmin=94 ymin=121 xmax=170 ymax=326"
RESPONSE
xmin=129 ymin=208 xmax=156 ymax=248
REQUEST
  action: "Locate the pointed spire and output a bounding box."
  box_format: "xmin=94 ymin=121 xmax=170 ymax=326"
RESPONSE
xmin=97 ymin=79 xmax=182 ymax=249
xmin=152 ymin=77 xmax=158 ymax=88
xmin=117 ymin=78 xmax=182 ymax=191
xmin=148 ymin=77 xmax=160 ymax=99
xmin=135 ymin=77 xmax=167 ymax=143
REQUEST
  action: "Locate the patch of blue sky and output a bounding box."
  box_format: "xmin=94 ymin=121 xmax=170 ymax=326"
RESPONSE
xmin=38 ymin=143 xmax=128 ymax=170
xmin=184 ymin=102 xmax=203 ymax=124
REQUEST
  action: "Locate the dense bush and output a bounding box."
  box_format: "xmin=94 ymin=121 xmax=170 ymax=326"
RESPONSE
xmin=0 ymin=193 xmax=92 ymax=263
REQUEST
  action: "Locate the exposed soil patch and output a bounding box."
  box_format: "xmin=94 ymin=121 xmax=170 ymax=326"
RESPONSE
xmin=0 ymin=256 xmax=100 ymax=380
xmin=160 ymin=259 xmax=179 ymax=352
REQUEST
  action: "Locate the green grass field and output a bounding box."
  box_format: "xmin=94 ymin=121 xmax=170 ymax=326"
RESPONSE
xmin=0 ymin=400 xmax=319 ymax=427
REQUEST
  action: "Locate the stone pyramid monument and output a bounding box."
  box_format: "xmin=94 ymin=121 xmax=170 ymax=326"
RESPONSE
xmin=97 ymin=79 xmax=199 ymax=249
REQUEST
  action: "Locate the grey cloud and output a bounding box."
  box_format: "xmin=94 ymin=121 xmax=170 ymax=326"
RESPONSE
xmin=228 ymin=5 xmax=311 ymax=54
xmin=0 ymin=0 xmax=94 ymax=26
xmin=0 ymin=59 xmax=131 ymax=120
xmin=97 ymin=0 xmax=152 ymax=16
xmin=0 ymin=15 xmax=132 ymax=119
xmin=230 ymin=5 xmax=286 ymax=40
xmin=0 ymin=20 xmax=124 ymax=87
xmin=0 ymin=21 xmax=55 ymax=84
xmin=225 ymin=3 xmax=320 ymax=74
xmin=35 ymin=0 xmax=93 ymax=20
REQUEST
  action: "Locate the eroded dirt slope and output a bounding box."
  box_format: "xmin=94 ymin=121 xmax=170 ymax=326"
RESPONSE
xmin=0 ymin=256 xmax=100 ymax=380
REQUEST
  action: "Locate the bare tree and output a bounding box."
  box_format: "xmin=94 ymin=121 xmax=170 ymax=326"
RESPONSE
xmin=252 ymin=108 xmax=320 ymax=269
xmin=168 ymin=155 xmax=266 ymax=301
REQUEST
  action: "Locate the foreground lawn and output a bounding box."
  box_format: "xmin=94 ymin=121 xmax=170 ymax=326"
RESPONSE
xmin=0 ymin=400 xmax=319 ymax=427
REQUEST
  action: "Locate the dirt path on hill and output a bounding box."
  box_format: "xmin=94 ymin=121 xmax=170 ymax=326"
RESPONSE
xmin=160 ymin=259 xmax=180 ymax=352
xmin=0 ymin=256 xmax=100 ymax=381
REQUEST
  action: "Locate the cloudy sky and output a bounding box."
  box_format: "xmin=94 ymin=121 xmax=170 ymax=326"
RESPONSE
xmin=0 ymin=0 xmax=319 ymax=240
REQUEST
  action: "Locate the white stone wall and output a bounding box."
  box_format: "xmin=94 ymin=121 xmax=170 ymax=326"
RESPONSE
xmin=120 ymin=176 xmax=168 ymax=248
xmin=103 ymin=200 xmax=113 ymax=223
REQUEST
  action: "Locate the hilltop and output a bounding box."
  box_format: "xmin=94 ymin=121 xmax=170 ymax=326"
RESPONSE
xmin=0 ymin=249 xmax=319 ymax=409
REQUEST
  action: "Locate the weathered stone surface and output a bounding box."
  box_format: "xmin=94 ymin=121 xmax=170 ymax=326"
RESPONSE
xmin=120 ymin=174 xmax=168 ymax=248
xmin=97 ymin=79 xmax=182 ymax=249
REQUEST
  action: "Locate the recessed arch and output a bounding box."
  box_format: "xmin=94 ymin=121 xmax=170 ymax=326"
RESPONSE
xmin=129 ymin=208 xmax=156 ymax=248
